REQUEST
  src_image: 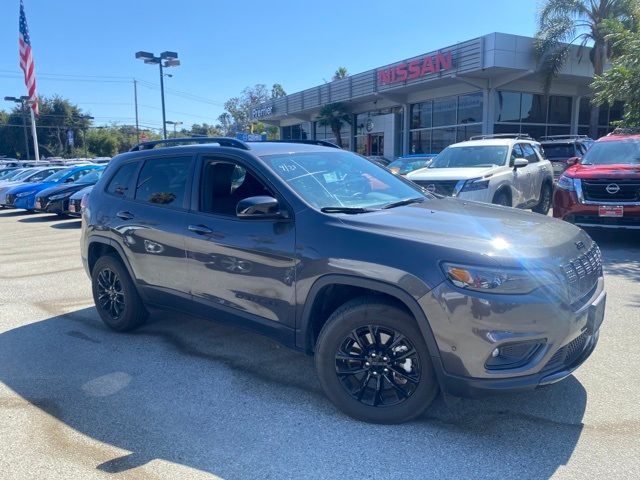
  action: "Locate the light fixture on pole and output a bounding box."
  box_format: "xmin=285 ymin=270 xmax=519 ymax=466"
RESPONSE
xmin=4 ymin=96 xmax=31 ymax=160
xmin=135 ymin=50 xmax=180 ymax=140
xmin=165 ymin=120 xmax=183 ymax=138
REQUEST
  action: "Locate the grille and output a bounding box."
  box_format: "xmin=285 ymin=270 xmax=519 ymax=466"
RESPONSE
xmin=413 ymin=180 xmax=459 ymax=196
xmin=561 ymin=242 xmax=602 ymax=303
xmin=542 ymin=330 xmax=590 ymax=373
xmin=582 ymin=179 xmax=640 ymax=202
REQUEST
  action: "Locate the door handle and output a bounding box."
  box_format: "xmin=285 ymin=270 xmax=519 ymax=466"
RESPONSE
xmin=188 ymin=224 xmax=213 ymax=235
xmin=116 ymin=211 xmax=134 ymax=220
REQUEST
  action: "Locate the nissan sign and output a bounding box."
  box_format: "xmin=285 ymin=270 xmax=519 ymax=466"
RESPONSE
xmin=378 ymin=51 xmax=453 ymax=86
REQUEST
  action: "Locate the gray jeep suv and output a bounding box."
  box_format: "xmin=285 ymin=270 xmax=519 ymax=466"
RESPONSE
xmin=81 ymin=138 xmax=606 ymax=424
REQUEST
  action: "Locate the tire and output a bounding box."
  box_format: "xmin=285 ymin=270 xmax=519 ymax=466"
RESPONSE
xmin=492 ymin=190 xmax=511 ymax=207
xmin=91 ymin=255 xmax=147 ymax=332
xmin=315 ymin=296 xmax=438 ymax=424
xmin=532 ymin=182 xmax=552 ymax=215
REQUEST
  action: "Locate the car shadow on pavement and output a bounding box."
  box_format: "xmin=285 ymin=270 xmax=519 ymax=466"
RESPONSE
xmin=18 ymin=215 xmax=62 ymax=223
xmin=0 ymin=209 xmax=32 ymax=217
xmin=50 ymin=220 xmax=82 ymax=229
xmin=590 ymin=229 xmax=640 ymax=283
xmin=0 ymin=307 xmax=587 ymax=479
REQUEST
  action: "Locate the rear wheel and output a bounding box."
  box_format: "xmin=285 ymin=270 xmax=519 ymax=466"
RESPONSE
xmin=92 ymin=255 xmax=147 ymax=331
xmin=532 ymin=182 xmax=552 ymax=215
xmin=315 ymin=296 xmax=438 ymax=424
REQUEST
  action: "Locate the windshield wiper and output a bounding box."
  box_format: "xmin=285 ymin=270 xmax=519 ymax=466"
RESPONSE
xmin=382 ymin=197 xmax=425 ymax=209
xmin=320 ymin=206 xmax=377 ymax=214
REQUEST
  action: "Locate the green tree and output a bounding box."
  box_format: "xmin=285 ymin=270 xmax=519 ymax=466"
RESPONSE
xmin=593 ymin=13 xmax=640 ymax=125
xmin=535 ymin=0 xmax=637 ymax=137
xmin=271 ymin=83 xmax=287 ymax=98
xmin=189 ymin=123 xmax=223 ymax=137
xmin=85 ymin=129 xmax=119 ymax=157
xmin=317 ymin=102 xmax=351 ymax=148
xmin=332 ymin=67 xmax=349 ymax=80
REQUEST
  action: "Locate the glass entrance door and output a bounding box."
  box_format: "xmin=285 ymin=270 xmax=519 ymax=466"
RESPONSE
xmin=367 ymin=133 xmax=384 ymax=157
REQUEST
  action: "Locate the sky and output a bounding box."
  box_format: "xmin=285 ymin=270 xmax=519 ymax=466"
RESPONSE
xmin=0 ymin=0 xmax=539 ymax=132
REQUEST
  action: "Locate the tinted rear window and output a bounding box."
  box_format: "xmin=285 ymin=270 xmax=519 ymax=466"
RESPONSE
xmin=134 ymin=156 xmax=191 ymax=207
xmin=107 ymin=162 xmax=138 ymax=197
xmin=542 ymin=144 xmax=575 ymax=158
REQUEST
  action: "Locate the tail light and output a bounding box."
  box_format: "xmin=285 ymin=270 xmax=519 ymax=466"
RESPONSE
xmin=80 ymin=193 xmax=89 ymax=212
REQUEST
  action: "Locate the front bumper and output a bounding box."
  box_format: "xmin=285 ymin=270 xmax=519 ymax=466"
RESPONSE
xmin=12 ymin=194 xmax=37 ymax=210
xmin=554 ymin=189 xmax=640 ymax=229
xmin=420 ymin=274 xmax=606 ymax=397
xmin=34 ymin=196 xmax=68 ymax=214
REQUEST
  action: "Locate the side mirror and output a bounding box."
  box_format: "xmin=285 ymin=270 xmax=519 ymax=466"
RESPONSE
xmin=65 ymin=177 xmax=75 ymax=183
xmin=236 ymin=196 xmax=287 ymax=219
xmin=567 ymin=156 xmax=580 ymax=166
xmin=513 ymin=158 xmax=529 ymax=169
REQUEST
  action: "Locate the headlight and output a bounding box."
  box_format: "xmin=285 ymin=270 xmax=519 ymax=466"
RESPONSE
xmin=557 ymin=174 xmax=575 ymax=191
xmin=15 ymin=190 xmax=35 ymax=198
xmin=461 ymin=178 xmax=490 ymax=192
xmin=49 ymin=192 xmax=73 ymax=200
xmin=442 ymin=263 xmax=551 ymax=294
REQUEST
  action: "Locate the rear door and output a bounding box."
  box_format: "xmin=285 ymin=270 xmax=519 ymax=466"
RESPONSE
xmin=520 ymin=143 xmax=542 ymax=203
xmin=184 ymin=154 xmax=297 ymax=331
xmin=510 ymin=144 xmax=529 ymax=206
xmin=114 ymin=154 xmax=194 ymax=305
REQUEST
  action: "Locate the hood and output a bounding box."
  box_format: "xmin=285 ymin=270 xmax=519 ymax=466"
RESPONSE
xmin=38 ymin=182 xmax=92 ymax=199
xmin=6 ymin=181 xmax=55 ymax=195
xmin=70 ymin=185 xmax=94 ymax=200
xmin=337 ymin=197 xmax=590 ymax=269
xmin=407 ymin=165 xmax=501 ymax=181
xmin=565 ymin=163 xmax=640 ymax=179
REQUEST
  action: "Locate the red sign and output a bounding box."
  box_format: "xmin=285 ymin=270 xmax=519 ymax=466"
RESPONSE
xmin=377 ymin=51 xmax=453 ymax=86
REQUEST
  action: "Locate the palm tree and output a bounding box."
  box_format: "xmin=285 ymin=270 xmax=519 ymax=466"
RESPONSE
xmin=317 ymin=103 xmax=351 ymax=148
xmin=333 ymin=67 xmax=349 ymax=80
xmin=534 ymin=0 xmax=636 ymax=137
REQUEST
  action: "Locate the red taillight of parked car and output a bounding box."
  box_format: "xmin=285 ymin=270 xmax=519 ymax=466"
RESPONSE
xmin=80 ymin=193 xmax=89 ymax=212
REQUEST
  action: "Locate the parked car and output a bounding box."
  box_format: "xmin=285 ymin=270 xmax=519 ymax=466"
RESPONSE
xmin=553 ymin=128 xmax=640 ymax=229
xmin=81 ymin=137 xmax=605 ymax=424
xmin=66 ymin=185 xmax=94 ymax=217
xmin=0 ymin=167 xmax=66 ymax=207
xmin=34 ymin=167 xmax=105 ymax=215
xmin=540 ymin=135 xmax=594 ymax=181
xmin=4 ymin=164 xmax=102 ymax=211
xmin=407 ymin=135 xmax=554 ymax=214
xmin=388 ymin=154 xmax=436 ymax=175
xmin=0 ymin=167 xmax=21 ymax=181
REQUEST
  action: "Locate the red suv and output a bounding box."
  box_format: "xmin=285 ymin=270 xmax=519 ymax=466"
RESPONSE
xmin=553 ymin=129 xmax=640 ymax=229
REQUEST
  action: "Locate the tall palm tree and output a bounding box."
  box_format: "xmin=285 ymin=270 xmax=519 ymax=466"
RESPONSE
xmin=333 ymin=67 xmax=349 ymax=80
xmin=534 ymin=0 xmax=636 ymax=137
xmin=317 ymin=103 xmax=351 ymax=148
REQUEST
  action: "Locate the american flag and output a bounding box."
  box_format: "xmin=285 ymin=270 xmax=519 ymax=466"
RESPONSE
xmin=19 ymin=0 xmax=38 ymax=116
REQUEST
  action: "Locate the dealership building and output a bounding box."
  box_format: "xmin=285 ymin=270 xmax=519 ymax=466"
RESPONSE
xmin=250 ymin=32 xmax=622 ymax=159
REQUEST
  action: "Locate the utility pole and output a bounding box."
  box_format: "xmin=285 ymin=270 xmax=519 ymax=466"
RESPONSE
xmin=133 ymin=79 xmax=140 ymax=143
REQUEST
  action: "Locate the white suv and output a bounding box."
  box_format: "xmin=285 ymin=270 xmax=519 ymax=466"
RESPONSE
xmin=407 ymin=135 xmax=554 ymax=214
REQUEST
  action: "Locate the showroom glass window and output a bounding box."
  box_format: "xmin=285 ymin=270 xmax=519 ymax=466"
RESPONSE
xmin=577 ymin=98 xmax=625 ymax=138
xmin=494 ymin=91 xmax=572 ymax=139
xmin=409 ymin=92 xmax=483 ymax=154
xmin=281 ymin=122 xmax=311 ymax=141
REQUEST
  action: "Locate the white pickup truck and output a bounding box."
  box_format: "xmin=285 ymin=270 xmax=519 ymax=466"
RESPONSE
xmin=407 ymin=135 xmax=555 ymax=214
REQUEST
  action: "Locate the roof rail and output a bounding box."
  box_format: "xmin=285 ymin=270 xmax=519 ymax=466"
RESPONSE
xmin=539 ymin=135 xmax=592 ymax=141
xmin=129 ymin=137 xmax=250 ymax=152
xmin=610 ymin=126 xmax=640 ymax=136
xmin=469 ymin=133 xmax=533 ymax=140
xmin=263 ymin=139 xmax=341 ymax=149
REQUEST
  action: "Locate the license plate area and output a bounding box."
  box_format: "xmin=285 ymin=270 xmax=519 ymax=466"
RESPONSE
xmin=599 ymin=205 xmax=623 ymax=217
xmin=35 ymin=201 xmax=42 ymax=210
xmin=69 ymin=204 xmax=76 ymax=212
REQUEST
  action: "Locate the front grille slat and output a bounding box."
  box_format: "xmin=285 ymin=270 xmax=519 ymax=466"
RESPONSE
xmin=583 ymin=180 xmax=640 ymax=202
xmin=561 ymin=243 xmax=602 ymax=305
xmin=413 ymin=180 xmax=459 ymax=196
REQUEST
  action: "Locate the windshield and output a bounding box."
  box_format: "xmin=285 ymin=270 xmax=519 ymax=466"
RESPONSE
xmin=263 ymin=151 xmax=426 ymax=210
xmin=388 ymin=158 xmax=432 ymax=174
xmin=77 ymin=169 xmax=103 ymax=184
xmin=7 ymin=169 xmax=35 ymax=181
xmin=0 ymin=169 xmax=22 ymax=180
xmin=581 ymin=139 xmax=640 ymax=165
xmin=543 ymin=144 xmax=574 ymax=158
xmin=429 ymin=146 xmax=508 ymax=168
xmin=43 ymin=168 xmax=71 ymax=182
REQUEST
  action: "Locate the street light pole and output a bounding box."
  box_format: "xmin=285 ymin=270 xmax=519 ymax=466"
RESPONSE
xmin=135 ymin=51 xmax=180 ymax=141
xmin=4 ymin=96 xmax=31 ymax=160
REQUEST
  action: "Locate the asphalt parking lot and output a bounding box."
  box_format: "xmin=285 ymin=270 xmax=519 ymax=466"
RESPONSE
xmin=0 ymin=209 xmax=639 ymax=480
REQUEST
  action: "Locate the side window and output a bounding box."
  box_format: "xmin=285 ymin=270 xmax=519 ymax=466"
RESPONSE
xmin=200 ymin=159 xmax=273 ymax=216
xmin=510 ymin=144 xmax=524 ymax=166
xmin=521 ymin=144 xmax=538 ymax=163
xmin=69 ymin=168 xmax=93 ymax=181
xmin=30 ymin=170 xmax=52 ymax=182
xmin=134 ymin=156 xmax=191 ymax=208
xmin=577 ymin=143 xmax=587 ymax=156
xmin=107 ymin=162 xmax=139 ymax=198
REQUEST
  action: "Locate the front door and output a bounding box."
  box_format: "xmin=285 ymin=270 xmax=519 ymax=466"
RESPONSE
xmin=367 ymin=133 xmax=384 ymax=157
xmin=185 ymin=156 xmax=297 ymax=329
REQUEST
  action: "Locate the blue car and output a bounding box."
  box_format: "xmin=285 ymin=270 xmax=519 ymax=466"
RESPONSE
xmin=5 ymin=164 xmax=103 ymax=211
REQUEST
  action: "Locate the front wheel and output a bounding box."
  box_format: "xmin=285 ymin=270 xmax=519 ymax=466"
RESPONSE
xmin=532 ymin=182 xmax=552 ymax=215
xmin=315 ymin=296 xmax=438 ymax=424
xmin=492 ymin=191 xmax=511 ymax=207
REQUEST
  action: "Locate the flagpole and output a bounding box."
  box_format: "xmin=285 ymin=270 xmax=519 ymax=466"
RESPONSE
xmin=28 ymin=103 xmax=40 ymax=162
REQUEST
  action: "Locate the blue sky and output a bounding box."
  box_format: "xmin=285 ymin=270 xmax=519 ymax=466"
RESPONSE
xmin=1 ymin=0 xmax=539 ymax=131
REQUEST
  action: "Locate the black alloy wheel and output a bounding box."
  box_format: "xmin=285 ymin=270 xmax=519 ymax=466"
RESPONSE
xmin=96 ymin=267 xmax=125 ymax=321
xmin=335 ymin=325 xmax=421 ymax=407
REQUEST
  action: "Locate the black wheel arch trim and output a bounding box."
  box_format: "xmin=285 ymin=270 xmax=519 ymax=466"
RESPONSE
xmin=298 ymin=274 xmax=442 ymax=361
xmin=87 ymin=235 xmax=140 ymax=294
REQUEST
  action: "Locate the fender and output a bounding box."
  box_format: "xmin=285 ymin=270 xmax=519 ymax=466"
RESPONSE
xmin=87 ymin=235 xmax=140 ymax=291
xmin=298 ymin=274 xmax=441 ymax=362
